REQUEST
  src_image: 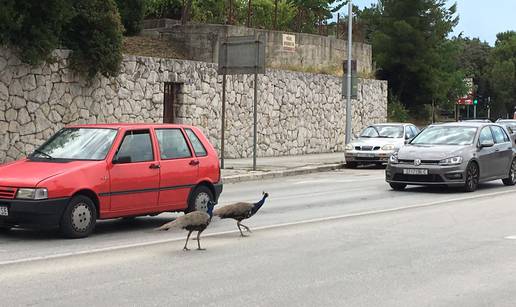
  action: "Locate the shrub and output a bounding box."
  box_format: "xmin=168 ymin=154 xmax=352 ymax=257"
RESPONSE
xmin=388 ymin=95 xmax=410 ymax=122
xmin=115 ymin=0 xmax=145 ymax=36
xmin=145 ymin=0 xmax=182 ymax=19
xmin=0 ymin=0 xmax=73 ymax=64
xmin=64 ymin=0 xmax=124 ymax=78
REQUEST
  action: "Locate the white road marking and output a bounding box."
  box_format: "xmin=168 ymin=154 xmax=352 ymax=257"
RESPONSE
xmin=504 ymin=236 xmax=516 ymax=240
xmin=1 ymin=188 xmax=515 ymax=267
xmin=293 ymin=176 xmax=384 ymax=185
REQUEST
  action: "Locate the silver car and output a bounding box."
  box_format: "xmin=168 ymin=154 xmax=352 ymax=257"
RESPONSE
xmin=386 ymin=122 xmax=516 ymax=192
xmin=345 ymin=123 xmax=419 ymax=168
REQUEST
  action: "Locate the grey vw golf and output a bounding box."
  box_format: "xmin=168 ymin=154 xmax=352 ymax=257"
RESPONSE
xmin=386 ymin=122 xmax=516 ymax=192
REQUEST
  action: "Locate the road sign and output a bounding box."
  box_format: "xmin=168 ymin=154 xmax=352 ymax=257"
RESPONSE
xmin=218 ymin=35 xmax=266 ymax=75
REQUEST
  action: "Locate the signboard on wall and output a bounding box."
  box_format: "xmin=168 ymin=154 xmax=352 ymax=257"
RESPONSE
xmin=282 ymin=34 xmax=296 ymax=52
xmin=218 ymin=35 xmax=266 ymax=75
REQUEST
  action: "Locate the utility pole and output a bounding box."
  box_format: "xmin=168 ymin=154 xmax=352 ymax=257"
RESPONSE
xmin=345 ymin=0 xmax=353 ymax=145
xmin=487 ymin=96 xmax=491 ymax=119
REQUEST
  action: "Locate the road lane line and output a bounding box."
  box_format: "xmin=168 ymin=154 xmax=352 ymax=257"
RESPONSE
xmin=1 ymin=188 xmax=515 ymax=266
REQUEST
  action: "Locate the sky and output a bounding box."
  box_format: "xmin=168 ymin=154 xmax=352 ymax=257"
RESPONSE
xmin=337 ymin=0 xmax=516 ymax=46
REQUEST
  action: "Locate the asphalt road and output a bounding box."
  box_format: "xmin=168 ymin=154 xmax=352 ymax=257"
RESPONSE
xmin=2 ymin=168 xmax=516 ymax=306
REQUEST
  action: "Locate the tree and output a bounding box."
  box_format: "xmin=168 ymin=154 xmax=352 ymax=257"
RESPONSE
xmin=0 ymin=0 xmax=73 ymax=64
xmin=489 ymin=31 xmax=516 ymax=117
xmin=64 ymin=0 xmax=124 ymax=78
xmin=115 ymin=0 xmax=145 ymax=36
xmin=366 ymin=0 xmax=459 ymax=118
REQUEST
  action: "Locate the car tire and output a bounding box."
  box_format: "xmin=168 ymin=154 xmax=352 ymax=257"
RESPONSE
xmin=0 ymin=225 xmax=12 ymax=232
xmin=187 ymin=185 xmax=214 ymax=213
xmin=464 ymin=161 xmax=480 ymax=192
xmin=60 ymin=195 xmax=97 ymax=238
xmin=346 ymin=162 xmax=358 ymax=169
xmin=389 ymin=183 xmax=406 ymax=191
xmin=502 ymin=158 xmax=516 ymax=186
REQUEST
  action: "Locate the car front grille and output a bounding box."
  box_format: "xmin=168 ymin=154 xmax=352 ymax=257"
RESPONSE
xmin=398 ymin=159 xmax=440 ymax=165
xmin=0 ymin=187 xmax=17 ymax=199
xmin=393 ymin=174 xmax=444 ymax=183
xmin=355 ymin=146 xmax=381 ymax=151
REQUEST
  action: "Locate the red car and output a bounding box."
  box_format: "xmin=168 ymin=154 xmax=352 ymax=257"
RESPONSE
xmin=0 ymin=124 xmax=223 ymax=238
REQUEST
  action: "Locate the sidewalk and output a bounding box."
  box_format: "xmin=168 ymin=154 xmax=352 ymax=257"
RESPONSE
xmin=221 ymin=152 xmax=345 ymax=184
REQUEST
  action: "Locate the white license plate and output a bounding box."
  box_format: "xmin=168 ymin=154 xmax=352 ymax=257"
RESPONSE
xmin=357 ymin=153 xmax=375 ymax=158
xmin=0 ymin=206 xmax=8 ymax=216
xmin=403 ymin=169 xmax=428 ymax=175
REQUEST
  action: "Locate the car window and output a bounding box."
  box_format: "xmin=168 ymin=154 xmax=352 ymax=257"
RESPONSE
xmin=405 ymin=126 xmax=415 ymax=139
xmin=479 ymin=127 xmax=494 ymax=144
xmin=411 ymin=126 xmax=419 ymax=135
xmin=185 ymin=128 xmax=207 ymax=157
xmin=491 ymin=126 xmax=509 ymax=143
xmin=115 ymin=130 xmax=154 ymax=163
xmin=156 ymin=129 xmax=192 ymax=160
xmin=411 ymin=126 xmax=477 ymax=145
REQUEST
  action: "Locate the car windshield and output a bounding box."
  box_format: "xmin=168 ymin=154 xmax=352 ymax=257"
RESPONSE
xmin=410 ymin=126 xmax=477 ymax=145
xmin=30 ymin=128 xmax=118 ymax=161
xmin=360 ymin=125 xmax=404 ymax=138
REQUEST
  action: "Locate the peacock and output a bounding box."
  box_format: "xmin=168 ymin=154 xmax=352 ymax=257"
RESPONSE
xmin=214 ymin=192 xmax=269 ymax=237
xmin=156 ymin=200 xmax=216 ymax=251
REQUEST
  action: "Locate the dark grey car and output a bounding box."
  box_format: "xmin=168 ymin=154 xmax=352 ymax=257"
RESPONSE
xmin=386 ymin=122 xmax=516 ymax=192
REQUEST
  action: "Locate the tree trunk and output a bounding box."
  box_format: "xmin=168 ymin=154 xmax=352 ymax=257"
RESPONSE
xmin=247 ymin=0 xmax=252 ymax=28
xmin=273 ymin=0 xmax=278 ymax=30
xmin=181 ymin=0 xmax=192 ymax=25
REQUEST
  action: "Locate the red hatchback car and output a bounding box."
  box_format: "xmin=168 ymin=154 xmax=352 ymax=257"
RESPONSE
xmin=0 ymin=124 xmax=223 ymax=238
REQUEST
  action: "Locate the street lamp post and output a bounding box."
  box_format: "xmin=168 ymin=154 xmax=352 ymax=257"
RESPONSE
xmin=345 ymin=0 xmax=353 ymax=145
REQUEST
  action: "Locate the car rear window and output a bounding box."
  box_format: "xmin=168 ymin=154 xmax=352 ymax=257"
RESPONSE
xmin=185 ymin=128 xmax=207 ymax=157
xmin=156 ymin=129 xmax=193 ymax=160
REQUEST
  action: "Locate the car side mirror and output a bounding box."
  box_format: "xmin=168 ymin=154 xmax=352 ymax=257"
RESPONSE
xmin=113 ymin=156 xmax=132 ymax=164
xmin=480 ymin=140 xmax=495 ymax=148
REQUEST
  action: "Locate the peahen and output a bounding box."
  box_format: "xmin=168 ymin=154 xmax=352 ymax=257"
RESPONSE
xmin=156 ymin=200 xmax=216 ymax=251
xmin=214 ymin=192 xmax=269 ymax=237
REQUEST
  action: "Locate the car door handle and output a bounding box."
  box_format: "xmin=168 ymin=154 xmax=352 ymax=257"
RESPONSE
xmin=189 ymin=160 xmax=200 ymax=166
xmin=149 ymin=163 xmax=160 ymax=169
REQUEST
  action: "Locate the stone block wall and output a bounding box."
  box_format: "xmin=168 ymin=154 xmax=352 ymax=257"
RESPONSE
xmin=0 ymin=47 xmax=387 ymax=163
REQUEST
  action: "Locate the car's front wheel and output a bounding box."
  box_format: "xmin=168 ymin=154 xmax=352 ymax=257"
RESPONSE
xmin=187 ymin=185 xmax=214 ymax=213
xmin=60 ymin=195 xmax=97 ymax=238
xmin=464 ymin=161 xmax=480 ymax=192
xmin=502 ymin=158 xmax=516 ymax=186
xmin=346 ymin=162 xmax=358 ymax=169
xmin=389 ymin=183 xmax=407 ymax=191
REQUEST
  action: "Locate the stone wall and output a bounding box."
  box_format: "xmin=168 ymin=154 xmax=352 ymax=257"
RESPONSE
xmin=143 ymin=19 xmax=373 ymax=73
xmin=0 ymin=47 xmax=387 ymax=163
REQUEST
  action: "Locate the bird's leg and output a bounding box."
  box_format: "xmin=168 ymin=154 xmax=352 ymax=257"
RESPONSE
xmin=197 ymin=231 xmax=206 ymax=250
xmin=183 ymin=230 xmax=192 ymax=251
xmin=236 ymin=221 xmax=247 ymax=237
xmin=240 ymin=222 xmax=252 ymax=233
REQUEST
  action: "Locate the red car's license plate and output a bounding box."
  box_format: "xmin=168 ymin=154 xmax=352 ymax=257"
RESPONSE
xmin=0 ymin=206 xmax=8 ymax=216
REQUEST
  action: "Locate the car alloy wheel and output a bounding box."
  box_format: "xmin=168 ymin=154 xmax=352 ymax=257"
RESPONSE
xmin=187 ymin=186 xmax=214 ymax=213
xmin=464 ymin=162 xmax=479 ymax=192
xmin=502 ymin=158 xmax=516 ymax=186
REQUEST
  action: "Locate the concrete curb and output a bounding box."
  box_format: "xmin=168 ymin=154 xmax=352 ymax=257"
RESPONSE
xmin=221 ymin=163 xmax=345 ymax=184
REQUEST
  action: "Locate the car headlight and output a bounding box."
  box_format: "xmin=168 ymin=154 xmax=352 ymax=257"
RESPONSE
xmin=345 ymin=144 xmax=354 ymax=151
xmin=16 ymin=188 xmax=48 ymax=200
xmin=382 ymin=144 xmax=395 ymax=151
xmin=439 ymin=156 xmax=463 ymax=166
xmin=389 ymin=152 xmax=399 ymax=164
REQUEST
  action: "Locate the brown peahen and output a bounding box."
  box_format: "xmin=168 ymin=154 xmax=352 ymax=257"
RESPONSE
xmin=156 ymin=200 xmax=216 ymax=251
xmin=214 ymin=192 xmax=269 ymax=237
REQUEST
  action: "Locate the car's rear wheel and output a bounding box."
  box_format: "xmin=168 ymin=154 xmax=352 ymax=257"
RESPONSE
xmin=389 ymin=183 xmax=407 ymax=191
xmin=346 ymin=162 xmax=358 ymax=169
xmin=60 ymin=195 xmax=97 ymax=238
xmin=502 ymin=158 xmax=516 ymax=186
xmin=0 ymin=225 xmax=12 ymax=232
xmin=464 ymin=161 xmax=480 ymax=192
xmin=187 ymin=185 xmax=214 ymax=213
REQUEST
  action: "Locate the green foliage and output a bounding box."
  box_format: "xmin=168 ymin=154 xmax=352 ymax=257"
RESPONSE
xmin=387 ymin=95 xmax=410 ymax=122
xmin=489 ymin=31 xmax=516 ymax=117
xmin=115 ymin=0 xmax=145 ymax=35
xmin=64 ymin=0 xmax=124 ymax=79
xmin=144 ymin=0 xmax=182 ymax=19
xmin=0 ymin=0 xmax=73 ymax=64
xmin=360 ymin=0 xmax=459 ymax=116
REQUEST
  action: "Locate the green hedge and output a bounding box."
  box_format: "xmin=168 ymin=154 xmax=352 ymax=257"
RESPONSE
xmin=115 ymin=0 xmax=145 ymax=36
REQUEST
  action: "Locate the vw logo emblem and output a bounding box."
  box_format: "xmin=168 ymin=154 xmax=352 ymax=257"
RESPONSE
xmin=414 ymin=159 xmax=422 ymax=166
